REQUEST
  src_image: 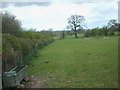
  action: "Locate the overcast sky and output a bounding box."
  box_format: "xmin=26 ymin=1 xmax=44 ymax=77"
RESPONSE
xmin=1 ymin=0 xmax=118 ymax=31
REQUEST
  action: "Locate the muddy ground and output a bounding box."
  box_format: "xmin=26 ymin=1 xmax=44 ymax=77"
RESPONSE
xmin=17 ymin=75 xmax=50 ymax=88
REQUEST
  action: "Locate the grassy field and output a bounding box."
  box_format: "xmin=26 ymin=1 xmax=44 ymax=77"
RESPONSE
xmin=28 ymin=36 xmax=118 ymax=88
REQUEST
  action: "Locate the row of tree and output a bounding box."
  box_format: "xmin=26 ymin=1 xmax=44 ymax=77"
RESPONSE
xmin=84 ymin=26 xmax=115 ymax=37
xmin=22 ymin=14 xmax=119 ymax=39
xmin=67 ymin=15 xmax=119 ymax=38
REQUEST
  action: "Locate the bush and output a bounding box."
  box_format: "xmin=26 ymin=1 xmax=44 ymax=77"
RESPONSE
xmin=84 ymin=30 xmax=91 ymax=37
xmin=108 ymin=30 xmax=115 ymax=36
xmin=20 ymin=38 xmax=34 ymax=57
xmin=2 ymin=34 xmax=21 ymax=55
xmin=115 ymin=31 xmax=120 ymax=36
xmin=2 ymin=34 xmax=21 ymax=72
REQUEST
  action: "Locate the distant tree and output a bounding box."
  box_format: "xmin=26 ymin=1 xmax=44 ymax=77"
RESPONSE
xmin=67 ymin=15 xmax=85 ymax=38
xmin=41 ymin=30 xmax=53 ymax=37
xmin=84 ymin=30 xmax=91 ymax=37
xmin=29 ymin=28 xmax=36 ymax=32
xmin=107 ymin=19 xmax=118 ymax=31
xmin=118 ymin=23 xmax=120 ymax=31
xmin=48 ymin=28 xmax=53 ymax=37
xmin=62 ymin=30 xmax=65 ymax=39
xmin=98 ymin=29 xmax=104 ymax=36
xmin=66 ymin=30 xmax=74 ymax=35
xmin=2 ymin=11 xmax=23 ymax=37
xmin=90 ymin=27 xmax=100 ymax=37
xmin=91 ymin=29 xmax=97 ymax=36
xmin=102 ymin=26 xmax=109 ymax=36
xmin=108 ymin=29 xmax=115 ymax=36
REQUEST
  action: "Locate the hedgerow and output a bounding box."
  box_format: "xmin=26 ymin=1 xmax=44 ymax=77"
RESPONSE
xmin=2 ymin=11 xmax=54 ymax=72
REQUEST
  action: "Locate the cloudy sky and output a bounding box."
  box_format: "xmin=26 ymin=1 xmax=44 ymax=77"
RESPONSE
xmin=1 ymin=0 xmax=118 ymax=31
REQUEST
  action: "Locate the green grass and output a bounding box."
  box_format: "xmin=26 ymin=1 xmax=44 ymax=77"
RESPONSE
xmin=28 ymin=36 xmax=118 ymax=88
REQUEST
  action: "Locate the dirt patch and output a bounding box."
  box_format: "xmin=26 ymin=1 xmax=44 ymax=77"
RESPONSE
xmin=17 ymin=75 xmax=50 ymax=88
xmin=27 ymin=76 xmax=47 ymax=88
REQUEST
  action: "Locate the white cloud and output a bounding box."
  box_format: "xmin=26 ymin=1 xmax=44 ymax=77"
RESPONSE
xmin=2 ymin=0 xmax=118 ymax=2
xmin=3 ymin=1 xmax=118 ymax=31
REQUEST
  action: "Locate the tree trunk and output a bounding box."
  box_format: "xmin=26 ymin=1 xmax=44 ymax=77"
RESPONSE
xmin=74 ymin=30 xmax=78 ymax=38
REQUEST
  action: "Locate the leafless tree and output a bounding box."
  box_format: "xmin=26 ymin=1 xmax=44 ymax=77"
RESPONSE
xmin=67 ymin=15 xmax=85 ymax=38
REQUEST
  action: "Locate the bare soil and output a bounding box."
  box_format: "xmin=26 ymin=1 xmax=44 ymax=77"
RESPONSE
xmin=17 ymin=75 xmax=49 ymax=88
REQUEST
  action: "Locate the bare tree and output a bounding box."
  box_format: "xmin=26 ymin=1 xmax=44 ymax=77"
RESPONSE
xmin=67 ymin=15 xmax=85 ymax=38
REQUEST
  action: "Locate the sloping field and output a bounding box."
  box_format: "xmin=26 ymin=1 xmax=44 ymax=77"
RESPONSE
xmin=28 ymin=37 xmax=118 ymax=88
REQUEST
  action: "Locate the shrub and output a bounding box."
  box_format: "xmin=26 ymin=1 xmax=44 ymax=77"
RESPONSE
xmin=84 ymin=30 xmax=91 ymax=37
xmin=2 ymin=34 xmax=21 ymax=72
xmin=2 ymin=34 xmax=21 ymax=54
xmin=20 ymin=38 xmax=34 ymax=57
xmin=115 ymin=31 xmax=120 ymax=36
xmin=108 ymin=30 xmax=115 ymax=36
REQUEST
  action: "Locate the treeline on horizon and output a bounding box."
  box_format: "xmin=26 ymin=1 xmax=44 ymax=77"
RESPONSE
xmin=46 ymin=21 xmax=119 ymax=38
xmin=40 ymin=20 xmax=120 ymax=39
xmin=1 ymin=11 xmax=54 ymax=72
xmin=66 ymin=25 xmax=119 ymax=38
